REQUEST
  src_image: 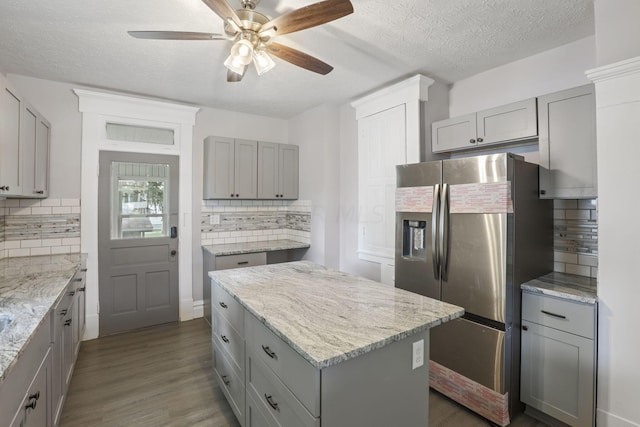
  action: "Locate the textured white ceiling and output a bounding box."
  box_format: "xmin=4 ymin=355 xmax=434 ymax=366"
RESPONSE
xmin=0 ymin=0 xmax=594 ymax=118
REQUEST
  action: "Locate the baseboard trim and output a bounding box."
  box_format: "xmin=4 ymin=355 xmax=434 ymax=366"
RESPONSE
xmin=179 ymin=298 xmax=194 ymax=321
xmin=192 ymin=299 xmax=204 ymax=319
xmin=597 ymin=409 xmax=640 ymax=427
xmin=84 ymin=313 xmax=99 ymax=340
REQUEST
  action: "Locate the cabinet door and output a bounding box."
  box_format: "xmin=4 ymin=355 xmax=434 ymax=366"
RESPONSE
xmin=476 ymin=98 xmax=537 ymax=145
xmin=431 ymin=113 xmax=477 ymax=153
xmin=51 ymin=311 xmax=65 ymax=425
xmin=257 ymin=141 xmax=279 ymax=199
xmin=538 ymin=84 xmax=597 ymax=198
xmin=279 ymin=144 xmax=299 ymax=200
xmin=203 ymin=136 xmax=235 ymax=199
xmin=21 ymin=104 xmax=38 ymax=198
xmin=63 ymin=300 xmax=75 ymax=390
xmin=0 ymin=85 xmax=24 ymax=196
xmin=234 ymin=139 xmax=258 ymax=199
xmin=34 ymin=117 xmax=50 ymax=198
xmin=521 ymin=320 xmax=595 ymax=427
xmin=22 ymin=352 xmax=50 ymax=427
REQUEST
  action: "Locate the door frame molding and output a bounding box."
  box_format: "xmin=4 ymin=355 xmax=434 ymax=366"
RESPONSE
xmin=75 ymin=89 xmax=199 ymax=340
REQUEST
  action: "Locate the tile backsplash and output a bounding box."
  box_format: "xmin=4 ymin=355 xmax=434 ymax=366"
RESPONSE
xmin=0 ymin=198 xmax=81 ymax=259
xmin=553 ymin=199 xmax=598 ymax=278
xmin=201 ymin=199 xmax=311 ymax=246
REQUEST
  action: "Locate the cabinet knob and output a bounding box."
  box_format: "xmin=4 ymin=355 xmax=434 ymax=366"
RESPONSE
xmin=236 ymin=194 xmax=239 ymax=197
xmin=522 ymin=325 xmax=528 ymax=331
xmin=230 ymin=194 xmax=234 ymax=197
xmin=477 ymin=137 xmax=484 ymax=143
xmin=469 ymin=139 xmax=476 ymax=144
xmin=540 ymin=190 xmax=546 ymax=195
xmin=221 ymin=375 xmax=231 ymax=386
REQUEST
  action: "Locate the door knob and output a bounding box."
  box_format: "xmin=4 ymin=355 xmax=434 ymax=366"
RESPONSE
xmin=170 ymin=250 xmax=177 ymax=256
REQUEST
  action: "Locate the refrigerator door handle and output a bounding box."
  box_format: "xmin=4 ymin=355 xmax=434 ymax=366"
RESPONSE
xmin=431 ymin=184 xmax=441 ymax=280
xmin=440 ymin=183 xmax=450 ymax=282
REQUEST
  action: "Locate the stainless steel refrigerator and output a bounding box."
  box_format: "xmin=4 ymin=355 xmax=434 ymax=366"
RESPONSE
xmin=395 ymin=153 xmax=552 ymax=423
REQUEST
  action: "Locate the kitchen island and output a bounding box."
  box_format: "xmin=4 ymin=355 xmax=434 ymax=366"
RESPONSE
xmin=209 ymin=261 xmax=464 ymax=427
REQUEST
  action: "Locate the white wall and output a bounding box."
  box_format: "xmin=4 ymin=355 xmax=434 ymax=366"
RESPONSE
xmin=595 ymin=0 xmax=640 ymax=67
xmin=449 ymin=36 xmax=596 ymax=117
xmin=338 ymin=104 xmax=380 ymax=280
xmin=6 ymin=74 xmax=82 ymax=198
xmin=192 ymin=108 xmax=288 ymax=301
xmin=288 ymin=104 xmax=341 ymax=268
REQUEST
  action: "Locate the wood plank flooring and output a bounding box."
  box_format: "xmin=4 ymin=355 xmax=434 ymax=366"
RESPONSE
xmin=60 ymin=319 xmax=547 ymax=427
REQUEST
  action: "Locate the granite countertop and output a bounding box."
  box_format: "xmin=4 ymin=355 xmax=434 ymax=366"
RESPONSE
xmin=209 ymin=261 xmax=464 ymax=369
xmin=521 ymin=272 xmax=598 ymax=304
xmin=203 ymin=239 xmax=310 ymax=256
xmin=0 ymin=254 xmax=84 ymax=384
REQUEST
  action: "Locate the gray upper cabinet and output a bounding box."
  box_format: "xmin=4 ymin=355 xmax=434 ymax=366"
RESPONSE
xmin=0 ymin=83 xmax=24 ymax=196
xmin=0 ymin=78 xmax=50 ymax=199
xmin=538 ymin=84 xmax=597 ymax=199
xmin=203 ymin=136 xmax=258 ymax=199
xmin=432 ymin=98 xmax=537 ymax=153
xmin=258 ymin=142 xmax=299 ymax=199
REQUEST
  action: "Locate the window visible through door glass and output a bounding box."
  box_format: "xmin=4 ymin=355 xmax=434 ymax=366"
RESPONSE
xmin=110 ymin=161 xmax=170 ymax=239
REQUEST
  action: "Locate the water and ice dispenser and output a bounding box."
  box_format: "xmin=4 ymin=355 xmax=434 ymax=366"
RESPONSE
xmin=403 ymin=220 xmax=427 ymax=260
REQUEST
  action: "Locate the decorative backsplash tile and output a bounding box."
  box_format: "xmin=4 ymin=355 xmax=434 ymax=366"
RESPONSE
xmin=201 ymin=199 xmax=311 ymax=246
xmin=0 ymin=199 xmax=81 ymax=259
xmin=553 ymin=199 xmax=598 ymax=278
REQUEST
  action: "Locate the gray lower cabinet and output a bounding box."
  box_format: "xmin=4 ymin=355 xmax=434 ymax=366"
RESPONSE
xmin=0 ymin=314 xmax=51 ymax=427
xmin=538 ymin=84 xmax=597 ymax=199
xmin=203 ymin=136 xmax=258 ymax=199
xmin=520 ymin=292 xmax=596 ymax=427
xmin=212 ymin=281 xmax=431 ymax=427
xmin=257 ymin=142 xmax=299 ymax=200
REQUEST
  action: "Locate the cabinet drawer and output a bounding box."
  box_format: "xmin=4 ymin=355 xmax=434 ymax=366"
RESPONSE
xmin=246 ymin=390 xmax=277 ymax=427
xmin=522 ymin=292 xmax=596 ymax=339
xmin=245 ymin=312 xmax=320 ymax=417
xmin=247 ymin=352 xmax=319 ymax=427
xmin=213 ymin=339 xmax=245 ymax=425
xmin=215 ymin=252 xmax=266 ymax=271
xmin=213 ymin=309 xmax=244 ymax=375
xmin=212 ymin=281 xmax=244 ymax=338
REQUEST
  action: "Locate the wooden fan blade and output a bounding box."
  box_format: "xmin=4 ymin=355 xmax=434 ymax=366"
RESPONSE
xmin=201 ymin=0 xmax=243 ymax=29
xmin=260 ymin=0 xmax=353 ymax=37
xmin=128 ymin=31 xmax=227 ymax=40
xmin=266 ymin=42 xmax=333 ymax=75
xmin=227 ymin=66 xmax=248 ymax=82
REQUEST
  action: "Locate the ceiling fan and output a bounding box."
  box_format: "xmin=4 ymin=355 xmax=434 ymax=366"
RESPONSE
xmin=128 ymin=0 xmax=354 ymax=82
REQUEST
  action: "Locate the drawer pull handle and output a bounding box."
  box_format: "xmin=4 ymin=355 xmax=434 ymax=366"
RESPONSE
xmin=78 ymin=287 xmax=86 ymax=292
xmin=68 ymin=291 xmax=76 ymax=296
xmin=221 ymin=375 xmax=231 ymax=386
xmin=522 ymin=325 xmax=528 ymax=331
xmin=261 ymin=345 xmax=276 ymax=359
xmin=81 ymin=268 xmax=88 ymax=272
xmin=264 ymin=394 xmax=279 ymax=411
xmin=60 ymin=309 xmax=68 ymax=316
xmin=221 ymin=335 xmax=230 ymax=343
xmin=75 ymin=278 xmax=83 ymax=282
xmin=28 ymin=391 xmax=40 ymax=401
xmin=237 ymin=261 xmax=249 ymax=265
xmin=541 ymin=310 xmax=567 ymax=319
xmin=65 ymin=319 xmax=72 ymax=326
xmin=219 ymin=302 xmax=228 ymax=309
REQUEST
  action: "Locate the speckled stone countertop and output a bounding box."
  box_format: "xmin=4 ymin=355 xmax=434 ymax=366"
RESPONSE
xmin=203 ymin=239 xmax=310 ymax=256
xmin=209 ymin=261 xmax=464 ymax=369
xmin=521 ymin=272 xmax=597 ymax=304
xmin=0 ymin=254 xmax=84 ymax=384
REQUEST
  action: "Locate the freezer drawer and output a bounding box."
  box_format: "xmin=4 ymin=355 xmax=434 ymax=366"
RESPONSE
xmin=431 ymin=317 xmax=506 ymax=393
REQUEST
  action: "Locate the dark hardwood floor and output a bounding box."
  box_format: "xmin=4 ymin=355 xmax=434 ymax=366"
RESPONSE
xmin=60 ymin=319 xmax=546 ymax=426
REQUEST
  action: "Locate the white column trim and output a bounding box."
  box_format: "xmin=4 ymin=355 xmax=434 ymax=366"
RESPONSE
xmin=75 ymin=89 xmax=199 ymax=340
xmin=586 ymin=56 xmax=640 ymax=83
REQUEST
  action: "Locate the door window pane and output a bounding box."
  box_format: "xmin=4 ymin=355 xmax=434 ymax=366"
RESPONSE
xmin=110 ymin=162 xmax=170 ymax=239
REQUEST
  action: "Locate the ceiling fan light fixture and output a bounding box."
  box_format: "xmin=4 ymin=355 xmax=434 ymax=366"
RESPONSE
xmin=230 ymin=38 xmax=254 ymax=65
xmin=253 ymin=49 xmax=275 ymax=75
xmin=224 ymin=53 xmax=247 ymax=74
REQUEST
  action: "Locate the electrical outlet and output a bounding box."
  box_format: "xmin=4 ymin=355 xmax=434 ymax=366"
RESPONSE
xmin=412 ymin=339 xmax=424 ymax=370
xmin=209 ymin=215 xmax=220 ymax=225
